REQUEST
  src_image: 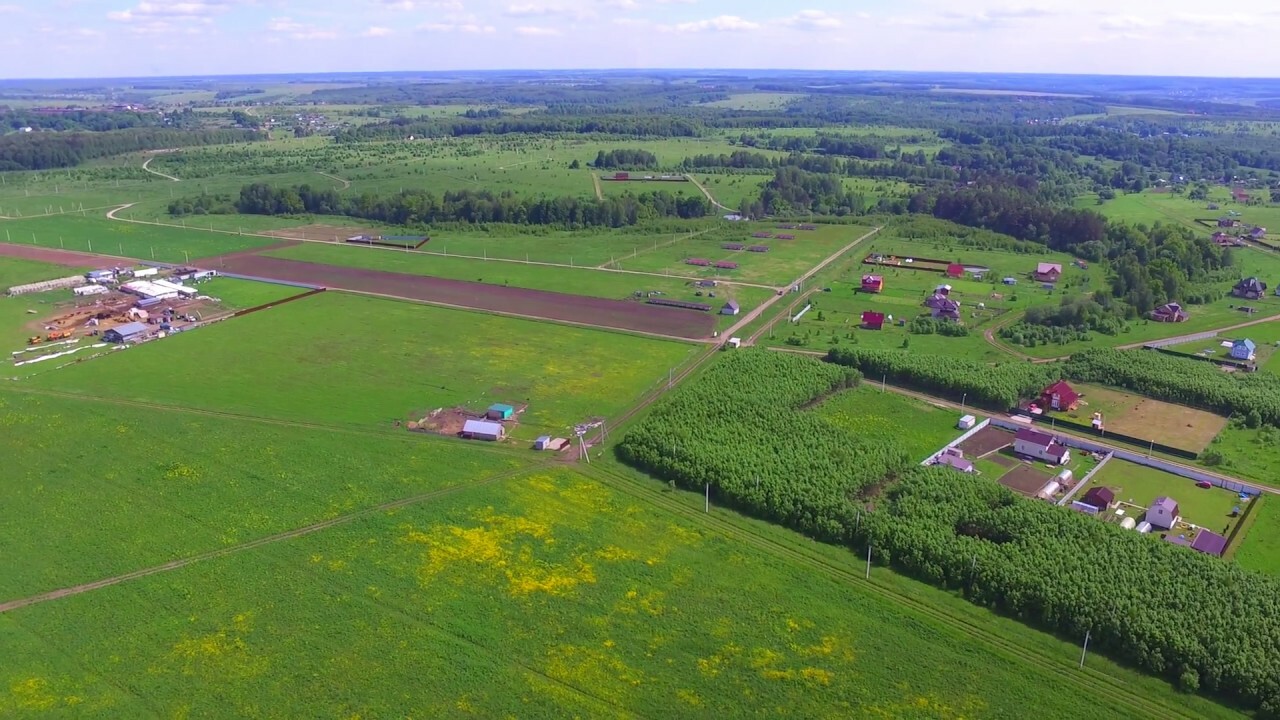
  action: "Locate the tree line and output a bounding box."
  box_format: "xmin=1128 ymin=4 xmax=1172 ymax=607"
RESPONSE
xmin=0 ymin=127 xmax=264 ymax=171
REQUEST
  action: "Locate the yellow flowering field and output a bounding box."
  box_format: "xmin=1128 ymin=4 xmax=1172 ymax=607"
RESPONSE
xmin=1 ymin=468 xmax=1149 ymax=718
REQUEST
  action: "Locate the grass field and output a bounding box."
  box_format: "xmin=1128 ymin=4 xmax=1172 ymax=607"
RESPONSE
xmin=816 ymin=385 xmax=966 ymax=461
xmin=1202 ymin=421 xmax=1280 ymax=483
xmin=1233 ymin=496 xmax=1280 ymax=574
xmin=26 ymin=292 xmax=699 ymax=438
xmin=0 ymin=466 xmax=1210 ymax=719
xmin=0 ymin=386 xmax=531 ymax=600
xmin=1047 ymin=383 xmax=1229 ymax=454
xmin=1085 ymin=459 xmax=1245 ymax=536
xmin=0 ymin=259 xmax=91 ymax=349
xmin=192 ymin=277 xmax=311 ymax=310
xmin=0 ymin=213 xmax=276 ymax=263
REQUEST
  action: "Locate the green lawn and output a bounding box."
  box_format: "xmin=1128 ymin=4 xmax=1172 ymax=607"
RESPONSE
xmin=816 ymin=384 xmax=967 ymax=461
xmin=0 ymin=467 xmax=1187 ymax=719
xmin=0 ymin=386 xmax=531 ymax=600
xmin=1086 ymin=459 xmax=1245 ymax=536
xmin=193 ymin=276 xmax=310 ymax=310
xmin=26 ymin=292 xmax=699 ymax=439
xmin=1234 ymin=496 xmax=1280 ymax=575
xmin=0 ymin=213 xmax=276 ymax=263
xmin=1202 ymin=422 xmax=1280 ymax=484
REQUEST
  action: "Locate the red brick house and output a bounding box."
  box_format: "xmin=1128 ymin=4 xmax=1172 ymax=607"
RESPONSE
xmin=1033 ymin=263 xmax=1063 ymax=283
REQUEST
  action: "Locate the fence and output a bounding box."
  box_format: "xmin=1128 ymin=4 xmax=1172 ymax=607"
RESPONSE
xmin=920 ymin=417 xmax=991 ymax=465
xmin=989 ymin=417 xmax=1262 ymax=497
xmin=214 ymin=272 xmax=323 ymax=291
xmin=232 ymin=287 xmax=326 ymax=318
xmin=1056 ymin=452 xmax=1113 ymax=506
xmin=7 ymin=275 xmax=86 ymax=296
xmin=1143 ymin=331 xmax=1218 ymax=349
xmin=1148 ymin=345 xmax=1254 ymax=371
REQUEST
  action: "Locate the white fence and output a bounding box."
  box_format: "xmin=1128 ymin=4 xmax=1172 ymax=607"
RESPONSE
xmin=920 ymin=417 xmax=992 ymax=465
xmin=1056 ymin=452 xmax=1114 ymax=506
xmin=1143 ymin=331 xmax=1219 ymax=349
xmin=7 ymin=275 xmax=85 ymax=296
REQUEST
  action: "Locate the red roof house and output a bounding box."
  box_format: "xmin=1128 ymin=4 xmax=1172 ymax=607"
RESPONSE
xmin=1041 ymin=381 xmax=1080 ymax=411
xmin=861 ymin=311 xmax=885 ymax=330
xmin=1080 ymin=486 xmax=1115 ymax=512
xmin=861 ymin=274 xmax=884 ymax=293
xmin=1033 ymin=263 xmax=1063 ymax=283
xmin=945 ymin=263 xmax=965 ymax=278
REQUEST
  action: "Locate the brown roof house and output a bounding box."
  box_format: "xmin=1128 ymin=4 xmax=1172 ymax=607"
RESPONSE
xmin=1233 ymin=277 xmax=1267 ymax=300
xmin=923 ymin=293 xmax=961 ymax=321
xmin=1151 ymin=302 xmax=1189 ymax=323
xmin=1040 ymin=381 xmax=1080 ymax=411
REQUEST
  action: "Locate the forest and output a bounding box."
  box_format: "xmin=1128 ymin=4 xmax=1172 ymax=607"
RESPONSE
xmin=0 ymin=127 xmax=263 ymax=171
xmin=826 ymin=347 xmax=1056 ymax=410
xmin=199 ymin=182 xmax=712 ymax=228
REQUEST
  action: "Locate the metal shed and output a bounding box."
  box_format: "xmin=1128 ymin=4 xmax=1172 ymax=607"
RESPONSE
xmin=486 ymin=403 xmax=515 ymax=421
xmin=103 ymin=322 xmax=149 ymax=343
xmin=462 ymin=419 xmax=505 ymax=441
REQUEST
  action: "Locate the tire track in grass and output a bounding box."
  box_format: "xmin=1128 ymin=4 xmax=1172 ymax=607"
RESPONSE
xmin=577 ymin=464 xmax=1205 ymax=720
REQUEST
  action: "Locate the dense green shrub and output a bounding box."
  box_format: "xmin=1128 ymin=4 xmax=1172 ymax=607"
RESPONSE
xmin=826 ymin=347 xmax=1055 ymax=409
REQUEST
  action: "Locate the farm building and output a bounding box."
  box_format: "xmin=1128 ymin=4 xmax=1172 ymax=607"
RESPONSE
xmin=924 ymin=293 xmax=961 ymax=321
xmin=1218 ymin=217 xmax=1237 ymax=228
xmin=648 ymin=298 xmax=712 ymax=312
xmin=861 ymin=311 xmax=885 ymax=330
xmin=748 ymin=245 xmax=770 ymax=253
xmin=934 ymin=449 xmax=975 ymax=473
xmin=722 ymin=243 xmax=745 ymax=251
xmin=1191 ymin=529 xmax=1229 ymax=557
xmin=1033 ymin=263 xmax=1063 ymax=283
xmin=861 ymin=275 xmax=884 ymax=293
xmin=945 ymin=263 xmax=965 ymax=278
xmin=685 ymin=258 xmax=711 ymax=267
xmin=121 ymin=280 xmax=180 ymax=301
xmin=1213 ymin=232 xmax=1243 ymax=247
xmin=103 ymin=322 xmax=149 ymax=344
xmin=132 ymin=267 xmax=159 ymax=278
xmin=721 ymin=300 xmax=740 ymax=316
xmin=1002 ymin=277 xmax=1018 ymax=285
xmin=1151 ymin=303 xmax=1189 ymax=323
xmin=1252 ymin=226 xmax=1268 ymax=239
xmin=1013 ymin=427 xmax=1070 ymax=465
xmin=486 ymin=403 xmax=515 ymax=421
xmin=1040 ymin=380 xmax=1080 ymax=411
xmin=752 ymin=231 xmax=773 ymax=239
xmin=958 ymin=414 xmax=976 ymax=430
xmin=1079 ymin=486 xmax=1115 ymax=512
xmin=85 ymin=269 xmax=115 ymax=282
xmin=1231 ymin=339 xmax=1257 ymax=361
xmin=534 ymin=436 xmax=552 ymax=450
xmin=775 ymin=234 xmax=796 ymax=240
xmin=714 ymin=261 xmax=738 ymax=270
xmin=1145 ymin=496 xmax=1180 ymax=530
xmin=72 ymin=284 xmax=109 ymax=297
xmin=461 ymin=419 xmax=505 ymax=441
xmin=1233 ymin=277 xmax=1267 ymax=300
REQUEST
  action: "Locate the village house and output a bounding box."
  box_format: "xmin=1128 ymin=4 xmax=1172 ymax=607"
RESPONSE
xmin=1151 ymin=302 xmax=1189 ymax=323
xmin=1231 ymin=338 xmax=1257 ymax=361
xmin=861 ymin=311 xmax=885 ymax=330
xmin=945 ymin=263 xmax=965 ymax=279
xmin=1146 ymin=496 xmax=1180 ymax=530
xmin=923 ymin=293 xmax=961 ymax=321
xmin=934 ymin=447 xmax=975 ymax=473
xmin=1040 ymin=381 xmax=1080 ymax=411
xmin=1079 ymin=486 xmax=1115 ymax=513
xmin=861 ymin=274 xmax=884 ymax=293
xmin=1013 ymin=428 xmax=1071 ymax=465
xmin=1233 ymin=277 xmax=1267 ymax=300
xmin=1212 ymin=232 xmax=1243 ymax=247
xmin=1033 ymin=263 xmax=1063 ymax=283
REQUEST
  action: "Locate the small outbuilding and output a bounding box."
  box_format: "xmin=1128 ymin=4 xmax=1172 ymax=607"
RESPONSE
xmin=958 ymin=414 xmax=976 ymax=430
xmin=462 ymin=419 xmax=505 ymax=441
xmin=1002 ymin=277 xmax=1018 ymax=285
xmin=1146 ymin=496 xmax=1180 ymax=530
xmin=486 ymin=403 xmax=515 ymax=421
xmin=945 ymin=263 xmax=965 ymax=278
xmin=534 ymin=435 xmax=552 ymax=450
xmin=1191 ymin=529 xmax=1229 ymax=557
xmin=103 ymin=321 xmax=149 ymax=344
xmin=1080 ymin=486 xmax=1115 ymax=512
xmin=721 ymin=300 xmax=740 ymax=316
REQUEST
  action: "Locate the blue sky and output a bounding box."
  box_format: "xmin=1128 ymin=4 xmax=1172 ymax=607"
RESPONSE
xmin=5 ymin=0 xmax=1280 ymax=78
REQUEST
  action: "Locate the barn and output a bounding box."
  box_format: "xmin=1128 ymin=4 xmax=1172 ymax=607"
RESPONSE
xmin=721 ymin=300 xmax=740 ymax=316
xmin=103 ymin=322 xmax=149 ymax=344
xmin=462 ymin=419 xmax=505 ymax=441
xmin=1079 ymin=486 xmax=1115 ymax=512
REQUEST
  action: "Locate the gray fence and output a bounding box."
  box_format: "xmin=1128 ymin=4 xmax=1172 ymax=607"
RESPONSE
xmin=1143 ymin=330 xmax=1219 ymax=349
xmin=920 ymin=417 xmax=991 ymax=465
xmin=989 ymin=418 xmax=1262 ymax=497
xmin=1056 ymin=452 xmax=1114 ymax=506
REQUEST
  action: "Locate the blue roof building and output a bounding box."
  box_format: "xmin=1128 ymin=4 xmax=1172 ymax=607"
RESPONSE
xmin=103 ymin=322 xmax=149 ymax=343
xmin=487 ymin=403 xmax=515 ymax=420
xmin=462 ymin=419 xmax=505 ymax=441
xmin=1231 ymin=339 xmax=1257 ymax=361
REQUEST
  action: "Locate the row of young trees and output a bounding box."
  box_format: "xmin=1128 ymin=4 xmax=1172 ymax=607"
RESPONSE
xmin=617 ymin=350 xmax=908 ymax=543
xmin=863 ymin=467 xmax=1280 ymax=715
xmin=222 ymin=182 xmax=710 ymax=228
xmin=825 ymin=347 xmax=1056 ymax=410
xmin=592 ymin=148 xmax=658 ymax=169
xmin=1062 ymin=348 xmax=1280 ymax=426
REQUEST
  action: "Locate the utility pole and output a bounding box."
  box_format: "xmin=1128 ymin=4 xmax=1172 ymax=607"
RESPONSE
xmin=1079 ymin=630 xmax=1091 ymax=669
xmin=865 ymin=545 xmax=872 ymax=579
xmin=705 ymin=483 xmax=710 ymax=513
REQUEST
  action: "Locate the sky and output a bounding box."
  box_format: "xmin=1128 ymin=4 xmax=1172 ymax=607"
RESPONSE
xmin=6 ymin=0 xmax=1280 ymax=79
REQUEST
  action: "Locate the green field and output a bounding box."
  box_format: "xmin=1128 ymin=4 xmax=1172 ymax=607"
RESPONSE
xmin=192 ymin=276 xmax=310 ymax=310
xmin=26 ymin=292 xmax=699 ymax=438
xmin=1085 ymin=459 xmax=1246 ymax=536
xmin=816 ymin=385 xmax=966 ymax=461
xmin=0 ymin=465 xmax=1213 ymax=719
xmin=0 ymin=387 xmax=530 ymax=600
xmin=1202 ymin=421 xmax=1280 ymax=483
xmin=0 ymin=259 xmax=91 ymax=349
xmin=1233 ymin=496 xmax=1280 ymax=574
xmin=0 ymin=213 xmax=275 ymax=263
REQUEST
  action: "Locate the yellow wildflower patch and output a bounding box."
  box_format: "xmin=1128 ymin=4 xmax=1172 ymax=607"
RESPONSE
xmin=8 ymin=677 xmax=57 ymax=711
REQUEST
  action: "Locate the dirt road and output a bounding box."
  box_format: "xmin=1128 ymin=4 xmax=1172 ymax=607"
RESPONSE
xmin=317 ymin=171 xmax=351 ymax=189
xmin=684 ymin=174 xmax=734 ymax=212
xmin=141 ymin=155 xmax=181 ymax=182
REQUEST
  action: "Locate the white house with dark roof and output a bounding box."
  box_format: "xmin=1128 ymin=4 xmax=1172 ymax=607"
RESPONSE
xmin=1013 ymin=427 xmax=1070 ymax=465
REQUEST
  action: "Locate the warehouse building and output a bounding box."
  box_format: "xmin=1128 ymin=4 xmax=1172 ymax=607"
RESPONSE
xmin=103 ymin=322 xmax=149 ymax=344
xmin=462 ymin=419 xmax=505 ymax=441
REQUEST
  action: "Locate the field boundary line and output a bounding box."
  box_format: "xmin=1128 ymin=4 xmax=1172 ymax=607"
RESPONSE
xmin=596 ymin=228 xmax=714 ymax=269
xmin=0 ymin=204 xmax=123 ymax=221
xmin=590 ymin=172 xmax=603 ymax=201
xmin=141 ymin=155 xmax=181 ymax=182
xmin=0 ymin=465 xmax=539 ymax=614
xmin=316 ymin=171 xmax=350 ymax=189
xmin=684 ymin=174 xmax=734 ymax=212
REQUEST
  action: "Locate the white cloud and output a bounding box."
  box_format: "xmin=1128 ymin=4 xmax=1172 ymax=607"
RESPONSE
xmin=781 ymin=9 xmax=841 ymax=29
xmin=605 ymin=0 xmax=639 ymax=9
xmin=1098 ymin=15 xmax=1158 ymax=31
xmin=107 ymin=0 xmax=239 ymax=21
xmin=888 ymin=5 xmax=1058 ymax=31
xmin=506 ymin=2 xmax=562 ymax=15
xmin=666 ymin=14 xmax=760 ymax=33
xmin=419 ymin=20 xmax=495 ymax=32
xmin=380 ymin=0 xmax=463 ymax=10
xmin=515 ymin=24 xmax=561 ymax=35
xmin=362 ymin=25 xmax=393 ymax=36
xmin=267 ymin=16 xmax=339 ymax=40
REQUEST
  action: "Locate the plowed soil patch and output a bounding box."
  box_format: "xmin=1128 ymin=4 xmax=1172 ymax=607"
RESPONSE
xmin=216 ymin=254 xmax=714 ymax=339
